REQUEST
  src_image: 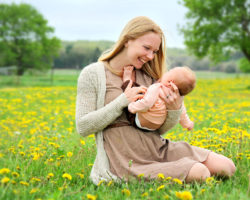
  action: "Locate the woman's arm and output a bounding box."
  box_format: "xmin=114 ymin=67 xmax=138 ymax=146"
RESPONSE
xmin=158 ymin=108 xmax=183 ymax=134
xmin=75 ymin=68 xmax=129 ymax=137
xmin=158 ymin=82 xmax=183 ymax=134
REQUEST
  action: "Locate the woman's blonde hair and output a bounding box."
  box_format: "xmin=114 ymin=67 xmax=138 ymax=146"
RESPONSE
xmin=98 ymin=16 xmax=167 ymax=80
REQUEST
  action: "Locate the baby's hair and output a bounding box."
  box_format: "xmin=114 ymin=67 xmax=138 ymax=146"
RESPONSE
xmin=176 ymin=66 xmax=196 ymax=96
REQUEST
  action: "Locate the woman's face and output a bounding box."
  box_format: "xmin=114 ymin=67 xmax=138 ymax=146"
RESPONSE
xmin=125 ymin=32 xmax=161 ymax=69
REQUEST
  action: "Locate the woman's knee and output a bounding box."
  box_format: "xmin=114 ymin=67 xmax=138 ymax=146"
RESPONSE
xmin=203 ymin=152 xmax=236 ymax=177
xmin=185 ymin=163 xmax=211 ymax=183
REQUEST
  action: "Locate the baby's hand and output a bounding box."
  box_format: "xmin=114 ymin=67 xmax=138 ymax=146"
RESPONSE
xmin=123 ymin=65 xmax=134 ymax=82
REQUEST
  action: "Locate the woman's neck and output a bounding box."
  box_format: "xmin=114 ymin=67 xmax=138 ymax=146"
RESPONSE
xmin=109 ymin=49 xmax=130 ymax=74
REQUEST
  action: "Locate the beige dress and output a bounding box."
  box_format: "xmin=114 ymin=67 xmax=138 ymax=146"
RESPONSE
xmin=103 ymin=67 xmax=210 ymax=181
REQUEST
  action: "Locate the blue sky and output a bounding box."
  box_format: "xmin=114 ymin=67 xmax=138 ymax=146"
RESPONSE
xmin=3 ymin=0 xmax=188 ymax=48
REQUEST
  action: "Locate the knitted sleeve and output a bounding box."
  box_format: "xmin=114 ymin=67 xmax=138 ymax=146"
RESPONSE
xmin=158 ymin=107 xmax=183 ymax=135
xmin=75 ymin=67 xmax=129 ymax=137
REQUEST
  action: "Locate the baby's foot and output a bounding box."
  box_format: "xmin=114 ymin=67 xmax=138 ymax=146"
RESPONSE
xmin=123 ymin=66 xmax=134 ymax=82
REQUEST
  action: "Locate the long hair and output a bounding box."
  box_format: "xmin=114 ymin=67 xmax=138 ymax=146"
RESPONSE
xmin=98 ymin=16 xmax=167 ymax=80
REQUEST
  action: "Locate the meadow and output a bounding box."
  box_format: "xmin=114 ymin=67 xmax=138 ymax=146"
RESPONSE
xmin=0 ymin=70 xmax=249 ymax=200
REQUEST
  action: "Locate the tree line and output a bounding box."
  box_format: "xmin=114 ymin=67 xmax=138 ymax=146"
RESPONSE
xmin=54 ymin=40 xmax=244 ymax=73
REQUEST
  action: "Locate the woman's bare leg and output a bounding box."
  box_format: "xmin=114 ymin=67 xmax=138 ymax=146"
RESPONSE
xmin=185 ymin=163 xmax=211 ymax=183
xmin=202 ymin=152 xmax=236 ymax=177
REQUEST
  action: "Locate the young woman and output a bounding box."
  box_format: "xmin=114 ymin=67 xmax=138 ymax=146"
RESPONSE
xmin=75 ymin=16 xmax=235 ymax=185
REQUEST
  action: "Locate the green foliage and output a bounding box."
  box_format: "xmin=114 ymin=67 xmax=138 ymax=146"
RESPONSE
xmin=180 ymin=0 xmax=250 ymax=65
xmin=0 ymin=3 xmax=61 ymax=75
xmin=238 ymin=57 xmax=250 ymax=72
xmin=54 ymin=40 xmax=114 ymax=69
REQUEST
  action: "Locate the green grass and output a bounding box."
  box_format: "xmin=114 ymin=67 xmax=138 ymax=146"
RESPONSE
xmin=0 ymin=72 xmax=249 ymax=200
xmin=0 ymin=69 xmax=249 ymax=88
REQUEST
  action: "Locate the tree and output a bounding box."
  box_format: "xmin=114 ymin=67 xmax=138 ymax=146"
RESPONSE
xmin=0 ymin=3 xmax=61 ymax=75
xmin=180 ymin=0 xmax=250 ymax=69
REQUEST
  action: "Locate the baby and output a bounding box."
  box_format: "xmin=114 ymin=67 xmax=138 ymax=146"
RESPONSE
xmin=122 ymin=66 xmax=196 ymax=131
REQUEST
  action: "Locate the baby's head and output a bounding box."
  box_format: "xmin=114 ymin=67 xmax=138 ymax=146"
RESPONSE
xmin=161 ymin=66 xmax=196 ymax=96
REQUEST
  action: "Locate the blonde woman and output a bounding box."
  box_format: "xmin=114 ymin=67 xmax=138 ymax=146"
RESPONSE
xmin=75 ymin=16 xmax=235 ymax=184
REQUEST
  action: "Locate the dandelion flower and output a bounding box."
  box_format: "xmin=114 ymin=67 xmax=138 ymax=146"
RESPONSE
xmin=97 ymin=180 xmax=104 ymax=186
xmin=206 ymin=177 xmax=214 ymax=184
xmin=157 ymin=173 xmax=165 ymax=179
xmin=107 ymin=180 xmax=113 ymax=186
xmin=76 ymin=173 xmax=84 ymax=179
xmin=122 ymin=188 xmax=131 ymax=196
xmin=141 ymin=192 xmax=148 ymax=197
xmin=86 ymin=194 xmax=97 ymax=200
xmin=62 ymin=173 xmax=72 ymax=181
xmin=67 ymin=152 xmax=73 ymax=157
xmin=1 ymin=177 xmax=10 ymax=184
xmin=80 ymin=140 xmax=86 ymax=145
xmin=0 ymin=168 xmax=10 ymax=174
xmin=12 ymin=172 xmax=19 ymax=177
xmin=20 ymin=181 xmax=29 ymax=186
xmin=47 ymin=173 xmax=54 ymax=179
xmin=157 ymin=185 xmax=165 ymax=191
xmin=30 ymin=188 xmax=39 ymax=194
xmin=137 ymin=173 xmax=144 ymax=178
xmin=175 ymin=191 xmax=193 ymax=200
xmin=173 ymin=178 xmax=183 ymax=185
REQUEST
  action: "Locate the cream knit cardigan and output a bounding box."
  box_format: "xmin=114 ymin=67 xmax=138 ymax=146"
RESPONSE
xmin=75 ymin=62 xmax=182 ymax=185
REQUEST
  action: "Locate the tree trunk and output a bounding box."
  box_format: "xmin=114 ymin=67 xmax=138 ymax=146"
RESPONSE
xmin=242 ymin=48 xmax=250 ymax=62
xmin=17 ymin=67 xmax=24 ymax=76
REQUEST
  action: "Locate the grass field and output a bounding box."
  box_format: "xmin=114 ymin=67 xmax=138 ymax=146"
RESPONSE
xmin=0 ymin=71 xmax=249 ymax=199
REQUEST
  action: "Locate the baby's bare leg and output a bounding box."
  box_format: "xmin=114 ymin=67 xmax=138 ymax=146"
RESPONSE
xmin=123 ymin=66 xmax=134 ymax=82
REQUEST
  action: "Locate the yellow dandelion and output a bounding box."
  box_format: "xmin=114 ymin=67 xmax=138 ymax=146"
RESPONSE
xmin=62 ymin=173 xmax=72 ymax=181
xmin=201 ymin=189 xmax=206 ymax=194
xmin=175 ymin=191 xmax=193 ymax=200
xmin=67 ymin=152 xmax=73 ymax=157
xmin=20 ymin=181 xmax=29 ymax=186
xmin=12 ymin=172 xmax=20 ymax=177
xmin=16 ymin=166 xmax=21 ymax=170
xmin=12 ymin=180 xmax=16 ymax=184
xmin=206 ymin=177 xmax=214 ymax=184
xmin=157 ymin=184 xmax=165 ymax=191
xmin=176 ymin=191 xmax=182 ymax=199
xmin=122 ymin=188 xmax=131 ymax=196
xmin=76 ymin=173 xmax=84 ymax=179
xmin=97 ymin=180 xmax=105 ymax=186
xmin=0 ymin=153 xmax=3 ymax=158
xmin=137 ymin=173 xmax=144 ymax=178
xmin=157 ymin=173 xmax=165 ymax=179
xmin=1 ymin=177 xmax=10 ymax=184
xmin=107 ymin=180 xmax=113 ymax=186
xmin=30 ymin=188 xmax=39 ymax=194
xmin=47 ymin=173 xmax=54 ymax=179
xmin=0 ymin=168 xmax=10 ymax=174
xmin=86 ymin=194 xmax=97 ymax=200
xmin=31 ymin=177 xmax=41 ymax=182
xmin=141 ymin=192 xmax=148 ymax=197
xmin=173 ymin=178 xmax=183 ymax=185
xmin=80 ymin=139 xmax=86 ymax=145
xmin=164 ymin=194 xmax=170 ymax=199
xmin=19 ymin=152 xmax=25 ymax=156
xmin=165 ymin=176 xmax=172 ymax=181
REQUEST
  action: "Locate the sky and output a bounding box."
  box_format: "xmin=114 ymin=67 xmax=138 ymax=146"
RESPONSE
xmin=2 ymin=0 xmax=188 ymax=48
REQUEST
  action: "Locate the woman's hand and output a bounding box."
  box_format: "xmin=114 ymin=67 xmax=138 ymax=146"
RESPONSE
xmin=124 ymin=80 xmax=147 ymax=102
xmin=159 ymin=81 xmax=183 ymax=110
